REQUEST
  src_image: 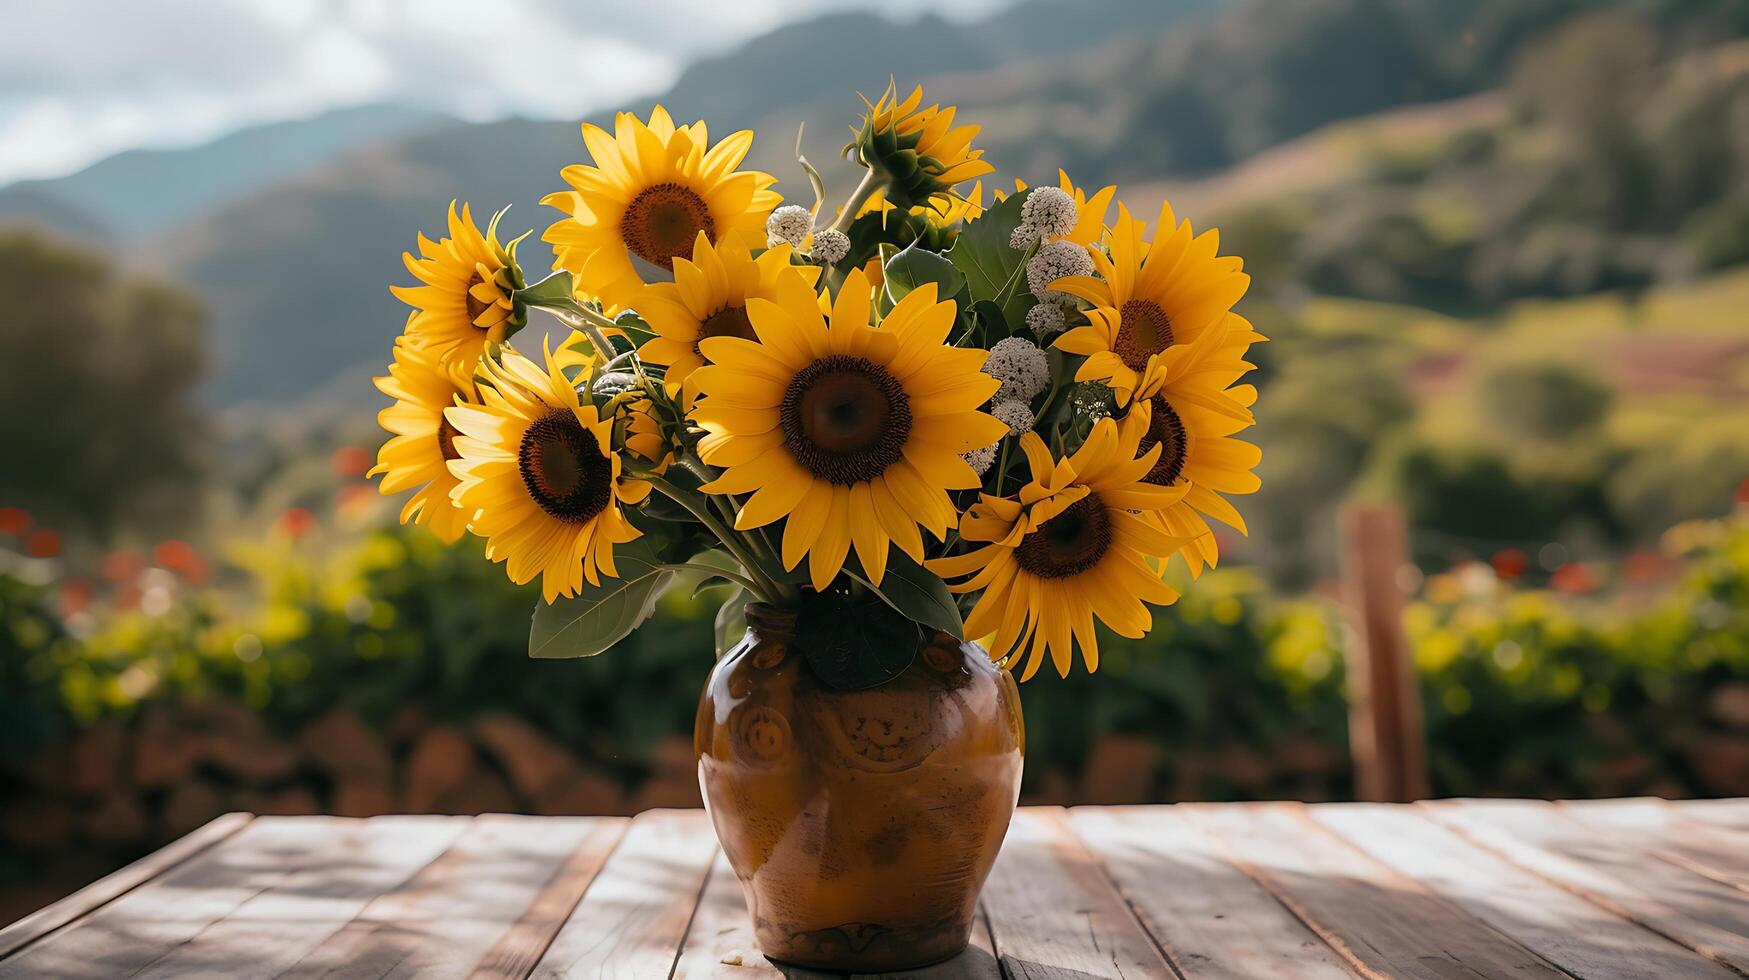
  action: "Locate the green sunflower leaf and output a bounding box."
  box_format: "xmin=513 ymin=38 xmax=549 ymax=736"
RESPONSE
xmin=846 ymin=548 xmax=965 ymax=641
xmin=883 ymin=240 xmax=965 ymax=307
xmin=948 ymin=188 xmax=1034 ymax=328
xmin=528 ymin=538 xmax=672 ymax=659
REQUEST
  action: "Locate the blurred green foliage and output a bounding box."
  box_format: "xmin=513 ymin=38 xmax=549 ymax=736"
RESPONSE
xmin=8 ymin=515 xmax=1749 ymax=800
xmin=0 ymin=231 xmax=207 ymax=540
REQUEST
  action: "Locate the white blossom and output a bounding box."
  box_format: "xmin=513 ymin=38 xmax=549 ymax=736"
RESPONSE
xmin=810 ymin=228 xmax=850 ymax=264
xmin=982 ymin=336 xmax=1050 ymax=401
xmin=1025 ymin=302 xmax=1065 ymax=341
xmin=765 ymin=205 xmax=812 ymax=248
xmin=1008 ymin=223 xmax=1037 ymax=251
xmin=1026 ymin=240 xmax=1093 ymax=301
xmin=991 ymin=398 xmax=1035 ymax=437
xmin=1020 ymin=186 xmax=1078 ymax=240
xmin=962 ymin=443 xmax=998 ymax=476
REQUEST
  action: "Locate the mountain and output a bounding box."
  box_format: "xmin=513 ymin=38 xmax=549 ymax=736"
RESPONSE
xmin=21 ymin=0 xmax=1749 ymax=406
xmin=0 ymin=104 xmax=452 ymax=241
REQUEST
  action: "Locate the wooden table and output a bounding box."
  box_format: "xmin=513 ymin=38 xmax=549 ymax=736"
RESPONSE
xmin=3 ymin=800 xmax=1748 ymax=978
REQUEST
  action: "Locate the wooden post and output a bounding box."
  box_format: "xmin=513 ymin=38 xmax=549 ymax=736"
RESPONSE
xmin=1339 ymin=504 xmax=1428 ymax=802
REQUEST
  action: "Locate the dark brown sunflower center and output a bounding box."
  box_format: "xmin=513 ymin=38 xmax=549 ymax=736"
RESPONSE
xmin=1135 ymin=397 xmax=1188 ymax=486
xmin=1014 ymin=494 xmax=1113 ymax=579
xmin=464 ymin=272 xmax=492 ymax=326
xmin=695 ymin=305 xmax=755 ymax=357
xmin=1114 ymin=299 xmax=1173 ymax=371
xmin=517 ymin=410 xmax=614 ymax=524
xmin=437 ymin=415 xmax=462 ymax=462
xmin=779 ymin=355 xmax=912 ymax=486
xmin=621 ymin=183 xmax=715 ymax=271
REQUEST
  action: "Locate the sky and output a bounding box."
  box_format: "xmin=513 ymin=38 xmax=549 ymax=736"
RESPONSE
xmin=0 ymin=0 xmax=1010 ymax=186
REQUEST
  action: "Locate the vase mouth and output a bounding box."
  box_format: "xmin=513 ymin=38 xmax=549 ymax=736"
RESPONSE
xmin=744 ymin=601 xmax=799 ymax=640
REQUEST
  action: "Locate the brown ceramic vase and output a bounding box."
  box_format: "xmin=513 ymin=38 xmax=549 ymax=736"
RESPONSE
xmin=695 ymin=604 xmax=1024 ymax=972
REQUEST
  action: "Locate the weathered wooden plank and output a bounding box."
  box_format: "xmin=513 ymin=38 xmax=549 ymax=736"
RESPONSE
xmin=1067 ymin=806 xmax=1353 ymax=979
xmin=980 ymin=806 xmax=1175 ymax=980
xmin=469 ymin=818 xmax=627 ymax=980
xmin=1426 ymin=799 xmax=1749 ymax=973
xmin=1312 ymin=803 xmax=1736 ymax=980
xmin=130 ymin=815 xmax=470 ymax=980
xmin=528 ymin=809 xmax=718 ymax=980
xmin=0 ymin=816 xmax=462 ymax=980
xmin=0 ymin=812 xmax=251 ymax=961
xmin=1183 ymin=802 xmax=1566 ymax=979
xmin=1561 ymin=798 xmax=1749 ymax=894
xmin=277 ymin=815 xmax=622 ymax=980
xmin=1673 ymin=798 xmax=1749 ymax=833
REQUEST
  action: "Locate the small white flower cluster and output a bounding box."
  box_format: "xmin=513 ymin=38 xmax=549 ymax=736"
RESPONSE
xmin=962 ymin=443 xmax=999 ymax=477
xmin=1025 ymin=302 xmax=1065 ymax=341
xmin=810 ymin=228 xmax=851 ymax=264
xmin=765 ymin=205 xmax=812 ymax=248
xmin=982 ymin=336 xmax=1050 ymax=404
xmin=1026 ymin=240 xmax=1093 ymax=304
xmin=991 ymin=398 xmax=1034 ymax=437
xmin=1008 ymin=185 xmax=1078 ymax=252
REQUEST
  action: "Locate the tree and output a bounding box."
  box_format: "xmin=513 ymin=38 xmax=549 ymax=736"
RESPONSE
xmin=0 ymin=230 xmax=209 ymax=540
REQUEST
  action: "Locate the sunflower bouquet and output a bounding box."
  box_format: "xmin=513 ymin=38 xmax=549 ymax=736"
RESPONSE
xmin=375 ymin=83 xmax=1262 ymax=687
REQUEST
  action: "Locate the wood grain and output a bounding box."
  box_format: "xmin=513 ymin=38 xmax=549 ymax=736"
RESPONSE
xmin=131 ymin=815 xmax=470 ymax=980
xmin=275 ymin=815 xmax=620 ymax=980
xmin=1673 ymin=798 xmax=1749 ymax=832
xmin=0 ymin=812 xmax=250 ymax=961
xmin=1560 ymin=798 xmax=1749 ymax=894
xmin=980 ymin=806 xmax=1176 ymax=979
xmin=1068 ymin=806 xmax=1353 ymax=979
xmin=528 ymin=809 xmax=718 ymax=980
xmin=470 ymin=817 xmax=627 ymax=980
xmin=1426 ymin=798 xmax=1749 ymax=973
xmin=1183 ymin=802 xmax=1566 ymax=979
xmin=1311 ymin=802 xmax=1735 ymax=980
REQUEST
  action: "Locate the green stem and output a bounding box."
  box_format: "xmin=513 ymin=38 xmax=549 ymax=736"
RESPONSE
xmin=532 ymin=300 xmax=620 ymax=364
xmin=646 ymin=476 xmax=791 ymax=605
xmin=662 ymin=562 xmax=762 ymax=594
xmin=678 ymin=454 xmax=793 ymax=598
xmin=829 ymin=168 xmax=882 ymax=235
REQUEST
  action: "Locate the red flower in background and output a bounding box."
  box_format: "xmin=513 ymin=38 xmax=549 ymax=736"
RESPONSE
xmin=1489 ymin=548 xmax=1529 ymax=581
xmin=278 ymin=508 xmax=317 ymax=539
xmin=101 ymin=550 xmax=143 ymax=583
xmin=1550 ymin=562 xmax=1596 ymax=595
xmin=154 ymin=539 xmax=210 ymax=584
xmin=25 ymin=529 xmax=59 ymax=558
xmin=0 ymin=507 xmax=27 ymax=535
xmin=59 ymin=577 xmax=93 ymax=616
xmin=331 ymin=445 xmax=373 ymax=478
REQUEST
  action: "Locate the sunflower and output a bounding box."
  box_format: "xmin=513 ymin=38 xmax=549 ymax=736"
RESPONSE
xmin=1116 ymin=317 xmax=1263 ymax=577
xmin=369 ymin=333 xmax=478 ymax=544
xmin=542 ymin=106 xmax=781 ymax=311
xmin=1051 ymin=201 xmax=1253 ymax=403
xmin=849 ymin=82 xmax=995 ymax=210
xmin=391 ymin=203 xmax=526 ymax=377
xmin=929 ymin=419 xmax=1191 ymax=680
xmin=635 ymin=231 xmax=818 ymax=397
xmin=859 ymin=180 xmax=986 ymax=230
xmin=689 ymin=267 xmax=1006 ymax=591
xmin=444 ymin=341 xmax=649 ymax=601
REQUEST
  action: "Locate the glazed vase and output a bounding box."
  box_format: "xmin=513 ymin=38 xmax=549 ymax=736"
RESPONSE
xmin=694 ymin=604 xmax=1024 ymax=972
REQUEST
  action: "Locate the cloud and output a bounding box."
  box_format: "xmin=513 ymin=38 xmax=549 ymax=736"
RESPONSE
xmin=0 ymin=0 xmax=1010 ymax=185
